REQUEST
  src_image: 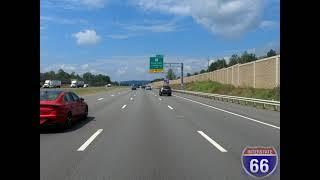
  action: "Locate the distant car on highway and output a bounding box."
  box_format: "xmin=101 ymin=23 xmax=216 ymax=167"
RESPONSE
xmin=42 ymin=80 xmax=61 ymax=88
xmin=70 ymin=80 xmax=84 ymax=88
xmin=107 ymin=84 xmax=112 ymax=87
xmin=159 ymin=85 xmax=172 ymax=96
xmin=83 ymin=84 xmax=89 ymax=88
xmin=145 ymin=85 xmax=152 ymax=90
xmin=40 ymin=90 xmax=88 ymax=129
xmin=131 ymin=85 xmax=137 ymax=90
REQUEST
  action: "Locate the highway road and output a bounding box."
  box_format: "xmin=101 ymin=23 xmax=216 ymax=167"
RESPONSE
xmin=40 ymin=88 xmax=280 ymax=180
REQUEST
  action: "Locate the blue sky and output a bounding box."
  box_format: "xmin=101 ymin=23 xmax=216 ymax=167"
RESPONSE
xmin=40 ymin=0 xmax=280 ymax=81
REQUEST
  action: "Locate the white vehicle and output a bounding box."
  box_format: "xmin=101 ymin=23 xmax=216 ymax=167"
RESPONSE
xmin=42 ymin=80 xmax=61 ymax=88
xmin=107 ymin=84 xmax=112 ymax=87
xmin=83 ymin=84 xmax=89 ymax=88
xmin=146 ymin=85 xmax=152 ymax=90
xmin=70 ymin=80 xmax=84 ymax=88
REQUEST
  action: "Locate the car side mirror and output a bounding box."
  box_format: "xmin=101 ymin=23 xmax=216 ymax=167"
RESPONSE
xmin=79 ymin=98 xmax=84 ymax=102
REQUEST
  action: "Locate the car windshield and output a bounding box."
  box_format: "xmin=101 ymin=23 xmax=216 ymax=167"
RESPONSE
xmin=40 ymin=91 xmax=62 ymax=101
xmin=163 ymin=86 xmax=171 ymax=89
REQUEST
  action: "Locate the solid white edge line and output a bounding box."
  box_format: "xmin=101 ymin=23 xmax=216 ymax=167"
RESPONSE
xmin=77 ymin=129 xmax=103 ymax=151
xmin=197 ymin=131 xmax=227 ymax=152
xmin=122 ymin=104 xmax=127 ymax=109
xmin=168 ymin=105 xmax=174 ymax=110
xmin=97 ymin=98 xmax=104 ymax=101
xmin=173 ymin=95 xmax=280 ymax=130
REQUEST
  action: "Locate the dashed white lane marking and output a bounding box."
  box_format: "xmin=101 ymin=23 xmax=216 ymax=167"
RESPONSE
xmin=77 ymin=129 xmax=103 ymax=151
xmin=111 ymin=94 xmax=114 ymax=97
xmin=173 ymin=95 xmax=280 ymax=130
xmin=130 ymin=97 xmax=133 ymax=101
xmin=159 ymin=98 xmax=162 ymax=101
xmin=197 ymin=131 xmax=227 ymax=152
xmin=122 ymin=104 xmax=127 ymax=109
xmin=97 ymin=98 xmax=104 ymax=101
xmin=168 ymin=105 xmax=174 ymax=110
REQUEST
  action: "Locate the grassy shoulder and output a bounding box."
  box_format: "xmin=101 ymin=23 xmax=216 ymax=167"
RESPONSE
xmin=172 ymin=81 xmax=280 ymax=101
xmin=62 ymin=86 xmax=127 ymax=96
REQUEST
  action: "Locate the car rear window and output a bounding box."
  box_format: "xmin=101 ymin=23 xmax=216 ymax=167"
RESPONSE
xmin=163 ymin=86 xmax=171 ymax=89
xmin=40 ymin=91 xmax=62 ymax=101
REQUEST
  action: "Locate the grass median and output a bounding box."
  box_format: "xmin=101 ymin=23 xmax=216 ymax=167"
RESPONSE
xmin=61 ymin=86 xmax=127 ymax=96
xmin=171 ymin=81 xmax=280 ymax=101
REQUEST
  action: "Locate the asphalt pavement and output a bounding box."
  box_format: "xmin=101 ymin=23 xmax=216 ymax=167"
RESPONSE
xmin=40 ymin=88 xmax=280 ymax=180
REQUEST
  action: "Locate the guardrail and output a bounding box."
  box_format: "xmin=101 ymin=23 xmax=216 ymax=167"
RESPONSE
xmin=172 ymin=89 xmax=280 ymax=111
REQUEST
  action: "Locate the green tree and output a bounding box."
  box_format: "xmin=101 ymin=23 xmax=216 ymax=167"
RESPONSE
xmin=267 ymin=49 xmax=277 ymax=57
xmin=56 ymin=69 xmax=69 ymax=84
xmin=239 ymin=51 xmax=257 ymax=64
xmin=151 ymin=78 xmax=164 ymax=83
xmin=187 ymin=73 xmax=191 ymax=77
xmin=200 ymin=69 xmax=206 ymax=74
xmin=193 ymin=72 xmax=198 ymax=75
xmin=208 ymin=59 xmax=227 ymax=71
xmin=167 ymin=69 xmax=176 ymax=80
xmin=228 ymin=54 xmax=240 ymax=67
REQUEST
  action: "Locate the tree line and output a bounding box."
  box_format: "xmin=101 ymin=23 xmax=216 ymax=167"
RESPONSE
xmin=191 ymin=49 xmax=278 ymax=76
xmin=40 ymin=69 xmax=111 ymax=87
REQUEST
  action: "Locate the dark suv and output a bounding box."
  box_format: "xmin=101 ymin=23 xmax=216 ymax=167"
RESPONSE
xmin=159 ymin=85 xmax=172 ymax=96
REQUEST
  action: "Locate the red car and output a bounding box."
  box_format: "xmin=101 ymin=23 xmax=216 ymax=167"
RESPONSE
xmin=40 ymin=90 xmax=88 ymax=129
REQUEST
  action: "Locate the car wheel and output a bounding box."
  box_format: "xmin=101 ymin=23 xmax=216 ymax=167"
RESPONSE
xmin=64 ymin=113 xmax=72 ymax=129
xmin=168 ymin=93 xmax=172 ymax=96
xmin=83 ymin=106 xmax=88 ymax=120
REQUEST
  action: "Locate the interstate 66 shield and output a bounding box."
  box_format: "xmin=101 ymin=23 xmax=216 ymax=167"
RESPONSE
xmin=241 ymin=146 xmax=278 ymax=179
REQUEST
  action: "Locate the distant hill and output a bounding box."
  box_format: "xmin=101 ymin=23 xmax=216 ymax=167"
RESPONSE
xmin=120 ymin=80 xmax=150 ymax=86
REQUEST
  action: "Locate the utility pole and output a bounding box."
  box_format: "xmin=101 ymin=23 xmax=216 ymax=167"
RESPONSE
xmin=181 ymin=62 xmax=184 ymax=90
xmin=163 ymin=62 xmax=183 ymax=89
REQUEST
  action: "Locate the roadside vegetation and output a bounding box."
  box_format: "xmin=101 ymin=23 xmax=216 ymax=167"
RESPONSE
xmin=61 ymin=86 xmax=126 ymax=96
xmin=40 ymin=69 xmax=120 ymax=86
xmin=172 ymin=81 xmax=280 ymax=101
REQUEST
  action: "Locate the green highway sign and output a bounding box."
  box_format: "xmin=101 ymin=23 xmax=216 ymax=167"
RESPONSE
xmin=149 ymin=55 xmax=164 ymax=73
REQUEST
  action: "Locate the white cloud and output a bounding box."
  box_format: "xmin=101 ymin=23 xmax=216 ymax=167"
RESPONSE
xmin=247 ymin=48 xmax=256 ymax=54
xmin=119 ymin=18 xmax=182 ymax=33
xmin=42 ymin=64 xmax=77 ymax=72
xmin=125 ymin=23 xmax=178 ymax=32
xmin=184 ymin=65 xmax=192 ymax=72
xmin=132 ymin=0 xmax=263 ymax=37
xmin=80 ymin=0 xmax=107 ymax=8
xmin=72 ymin=30 xmax=101 ymax=45
xmin=41 ymin=0 xmax=108 ymax=9
xmin=135 ymin=67 xmax=146 ymax=73
xmin=259 ymin=20 xmax=279 ymax=30
xmin=40 ymin=16 xmax=88 ymax=25
xmin=107 ymin=34 xmax=131 ymax=39
xmin=116 ymin=66 xmax=128 ymax=76
xmin=81 ymin=64 xmax=89 ymax=69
